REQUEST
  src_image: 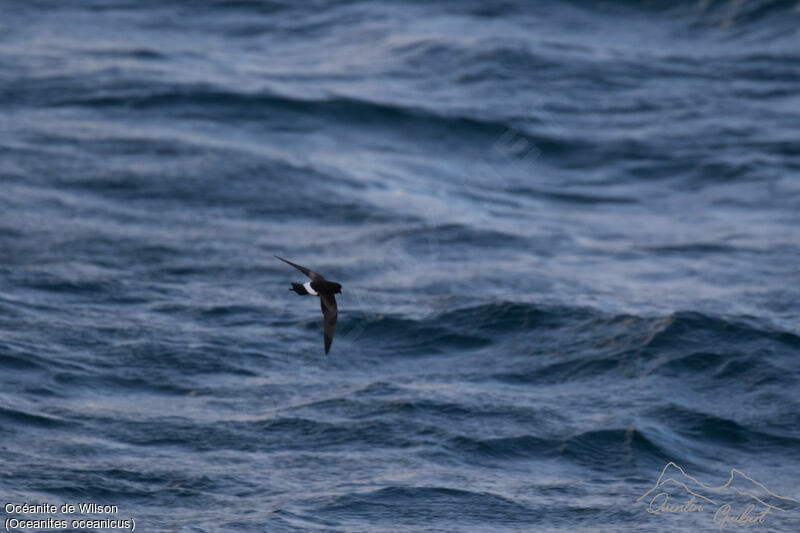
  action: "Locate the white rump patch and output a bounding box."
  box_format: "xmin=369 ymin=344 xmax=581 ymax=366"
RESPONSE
xmin=303 ymin=282 xmax=318 ymax=295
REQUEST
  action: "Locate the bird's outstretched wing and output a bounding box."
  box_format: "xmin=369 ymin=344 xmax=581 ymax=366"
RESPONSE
xmin=320 ymin=293 xmax=338 ymax=354
xmin=275 ymin=256 xmax=325 ymax=281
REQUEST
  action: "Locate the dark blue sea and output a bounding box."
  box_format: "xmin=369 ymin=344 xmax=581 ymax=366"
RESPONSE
xmin=1 ymin=1 xmax=799 ymax=532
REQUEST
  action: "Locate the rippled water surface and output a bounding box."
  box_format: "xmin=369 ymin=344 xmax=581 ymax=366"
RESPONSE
xmin=1 ymin=1 xmax=799 ymax=532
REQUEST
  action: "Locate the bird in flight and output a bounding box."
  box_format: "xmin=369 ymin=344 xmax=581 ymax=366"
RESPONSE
xmin=276 ymin=256 xmax=342 ymax=354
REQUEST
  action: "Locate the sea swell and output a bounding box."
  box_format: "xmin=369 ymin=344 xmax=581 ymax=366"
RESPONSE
xmin=2 ymin=0 xmax=799 ymax=532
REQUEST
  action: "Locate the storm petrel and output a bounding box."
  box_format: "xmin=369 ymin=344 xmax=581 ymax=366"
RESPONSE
xmin=276 ymin=256 xmax=342 ymax=354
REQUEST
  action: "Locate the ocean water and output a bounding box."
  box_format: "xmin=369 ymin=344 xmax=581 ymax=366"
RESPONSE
xmin=1 ymin=1 xmax=799 ymax=532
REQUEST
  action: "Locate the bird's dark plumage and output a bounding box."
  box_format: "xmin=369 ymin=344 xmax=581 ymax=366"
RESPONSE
xmin=276 ymin=256 xmax=341 ymax=354
xmin=320 ymin=292 xmax=338 ymax=355
xmin=276 ymin=255 xmax=324 ymax=281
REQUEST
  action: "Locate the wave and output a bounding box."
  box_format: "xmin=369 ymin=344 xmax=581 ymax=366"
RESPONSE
xmin=351 ymin=304 xmax=800 ymax=384
xmin=39 ymin=82 xmax=583 ymax=155
xmin=0 ymin=342 xmax=49 ymax=372
xmin=0 ymin=405 xmax=67 ymax=429
xmin=343 ymin=301 xmax=799 ymax=343
xmin=646 ymin=404 xmax=800 ymax=455
xmin=560 ymin=0 xmax=800 ymax=27
xmin=317 ymin=485 xmax=539 ymax=523
xmin=443 ymin=426 xmax=674 ymax=471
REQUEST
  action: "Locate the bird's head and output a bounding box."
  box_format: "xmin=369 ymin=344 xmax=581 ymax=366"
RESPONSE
xmin=331 ymin=282 xmax=342 ymax=294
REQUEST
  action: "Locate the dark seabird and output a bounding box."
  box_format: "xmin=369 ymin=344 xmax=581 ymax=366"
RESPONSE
xmin=276 ymin=256 xmax=342 ymax=354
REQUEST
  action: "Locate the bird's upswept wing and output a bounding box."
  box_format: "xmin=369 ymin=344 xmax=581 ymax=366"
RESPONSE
xmin=320 ymin=293 xmax=338 ymax=354
xmin=275 ymin=256 xmax=325 ymax=281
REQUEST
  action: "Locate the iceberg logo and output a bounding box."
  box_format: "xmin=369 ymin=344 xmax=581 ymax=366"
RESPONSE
xmin=637 ymin=462 xmax=797 ymax=530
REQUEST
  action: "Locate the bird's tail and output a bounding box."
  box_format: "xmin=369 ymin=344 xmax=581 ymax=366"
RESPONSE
xmin=290 ymin=283 xmax=307 ymax=295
